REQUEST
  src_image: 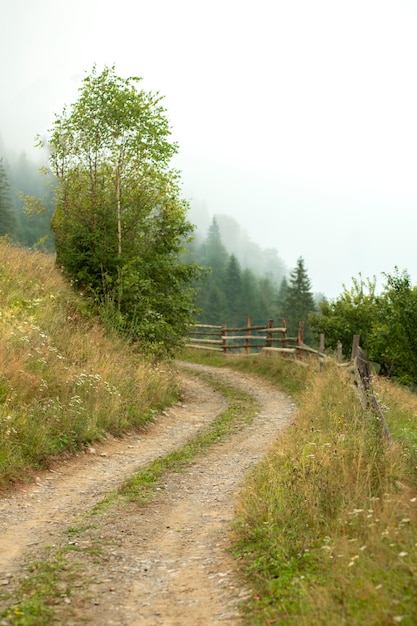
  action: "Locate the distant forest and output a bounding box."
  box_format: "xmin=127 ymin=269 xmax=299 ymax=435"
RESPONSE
xmin=0 ymin=147 xmax=319 ymax=345
xmin=184 ymin=217 xmax=318 ymax=344
xmin=0 ymin=148 xmax=55 ymax=251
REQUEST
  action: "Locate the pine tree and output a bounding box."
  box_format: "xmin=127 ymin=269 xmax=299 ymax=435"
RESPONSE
xmin=199 ymin=217 xmax=229 ymax=279
xmin=224 ymin=254 xmax=242 ymax=327
xmin=284 ymin=257 xmax=316 ymax=344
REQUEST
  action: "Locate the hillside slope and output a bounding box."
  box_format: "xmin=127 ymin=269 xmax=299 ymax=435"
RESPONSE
xmin=0 ymin=240 xmax=178 ymax=490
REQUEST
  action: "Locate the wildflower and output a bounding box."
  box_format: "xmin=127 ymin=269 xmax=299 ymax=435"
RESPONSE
xmin=398 ymin=552 xmax=408 ymax=558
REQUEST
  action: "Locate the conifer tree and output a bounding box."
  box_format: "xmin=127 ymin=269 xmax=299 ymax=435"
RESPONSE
xmin=284 ymin=257 xmax=316 ymax=343
xmin=199 ymin=217 xmax=229 ymax=279
xmin=224 ymin=254 xmax=242 ymax=326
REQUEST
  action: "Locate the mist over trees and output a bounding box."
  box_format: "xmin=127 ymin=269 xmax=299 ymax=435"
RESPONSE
xmin=0 ymin=150 xmax=55 ymax=250
xmin=185 ymin=217 xmax=318 ymax=338
xmin=0 ymin=159 xmax=16 ymax=237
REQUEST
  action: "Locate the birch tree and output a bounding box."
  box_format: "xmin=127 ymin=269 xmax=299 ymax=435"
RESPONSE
xmin=44 ymin=65 xmax=200 ymax=354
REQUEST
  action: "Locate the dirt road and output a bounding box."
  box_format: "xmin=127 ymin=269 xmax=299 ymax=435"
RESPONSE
xmin=0 ymin=363 xmax=294 ymax=625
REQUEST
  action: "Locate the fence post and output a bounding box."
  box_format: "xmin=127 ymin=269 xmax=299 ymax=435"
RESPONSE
xmin=265 ymin=319 xmax=273 ymax=349
xmin=297 ymin=321 xmax=304 ymax=345
xmin=221 ymin=324 xmax=228 ymax=354
xmin=281 ymin=319 xmax=287 ymax=349
xmin=245 ymin=316 xmax=252 ymax=355
xmin=319 ymin=333 xmax=325 ymax=353
xmin=337 ymin=341 xmax=343 ymax=363
xmin=351 ymin=335 xmax=360 ymax=362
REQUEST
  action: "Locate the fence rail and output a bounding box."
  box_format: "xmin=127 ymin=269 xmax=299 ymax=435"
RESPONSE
xmin=186 ymin=316 xmax=325 ymax=357
xmin=186 ymin=321 xmax=390 ymax=440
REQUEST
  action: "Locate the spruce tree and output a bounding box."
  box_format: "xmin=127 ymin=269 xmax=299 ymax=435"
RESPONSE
xmin=284 ymin=257 xmax=316 ymax=344
xmin=200 ymin=217 xmax=229 ymax=279
xmin=224 ymin=254 xmax=242 ymax=327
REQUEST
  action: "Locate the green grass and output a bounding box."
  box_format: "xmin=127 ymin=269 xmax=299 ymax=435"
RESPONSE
xmin=0 ymin=547 xmax=80 ymax=625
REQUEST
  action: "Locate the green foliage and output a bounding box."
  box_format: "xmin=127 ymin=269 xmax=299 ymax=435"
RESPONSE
xmin=310 ymin=275 xmax=378 ymax=357
xmin=311 ymin=270 xmax=417 ymax=384
xmin=40 ymin=65 xmax=201 ymax=355
xmin=370 ymin=269 xmax=417 ymax=383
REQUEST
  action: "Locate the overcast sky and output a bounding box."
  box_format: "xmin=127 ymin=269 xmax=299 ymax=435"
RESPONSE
xmin=1 ymin=0 xmax=417 ymax=298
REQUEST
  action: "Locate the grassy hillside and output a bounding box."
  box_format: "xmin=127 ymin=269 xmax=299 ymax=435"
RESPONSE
xmin=0 ymin=239 xmax=179 ymax=492
xmin=183 ymin=349 xmax=417 ymax=625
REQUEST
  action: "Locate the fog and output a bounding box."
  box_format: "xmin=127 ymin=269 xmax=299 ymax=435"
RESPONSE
xmin=1 ymin=0 xmax=416 ymax=298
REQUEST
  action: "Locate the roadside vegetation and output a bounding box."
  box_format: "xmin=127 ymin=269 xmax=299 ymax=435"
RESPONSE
xmin=183 ymin=348 xmax=417 ymax=625
xmin=0 ymin=240 xmax=179 ymax=492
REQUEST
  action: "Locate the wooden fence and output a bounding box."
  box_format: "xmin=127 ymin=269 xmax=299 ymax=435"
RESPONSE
xmin=186 ymin=321 xmax=390 ymax=439
xmin=351 ymin=335 xmax=391 ymax=440
xmin=185 ymin=316 xmax=325 ymax=358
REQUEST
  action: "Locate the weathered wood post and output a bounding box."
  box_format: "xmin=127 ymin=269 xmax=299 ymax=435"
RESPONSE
xmin=221 ymin=324 xmax=228 ymax=354
xmin=351 ymin=335 xmax=360 ymax=362
xmin=245 ymin=316 xmax=252 ymax=355
xmin=319 ymin=333 xmax=325 ymax=353
xmin=337 ymin=341 xmax=343 ymax=363
xmin=297 ymin=321 xmax=305 ymax=345
xmin=281 ymin=319 xmax=287 ymax=349
xmin=265 ymin=319 xmax=273 ymax=350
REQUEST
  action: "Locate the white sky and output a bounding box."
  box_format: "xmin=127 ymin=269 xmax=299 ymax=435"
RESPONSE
xmin=1 ymin=0 xmax=417 ymax=298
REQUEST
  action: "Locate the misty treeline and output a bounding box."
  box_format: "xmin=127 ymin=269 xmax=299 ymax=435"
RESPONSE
xmin=183 ymin=217 xmax=318 ymax=344
xmin=0 ymin=151 xmax=54 ymax=250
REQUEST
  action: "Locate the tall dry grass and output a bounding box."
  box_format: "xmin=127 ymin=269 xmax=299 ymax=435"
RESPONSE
xmin=0 ymin=240 xmax=179 ymax=490
xmin=228 ymin=356 xmax=417 ymax=625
